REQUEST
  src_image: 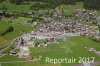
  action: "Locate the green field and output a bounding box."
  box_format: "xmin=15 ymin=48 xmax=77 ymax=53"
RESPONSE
xmin=0 ymin=36 xmax=100 ymax=66
xmin=57 ymin=2 xmax=84 ymax=16
xmin=0 ymin=17 xmax=36 ymax=48
xmin=0 ymin=0 xmax=31 ymax=13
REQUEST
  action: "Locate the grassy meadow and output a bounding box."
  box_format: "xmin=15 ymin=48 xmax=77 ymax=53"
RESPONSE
xmin=0 ymin=36 xmax=100 ymax=66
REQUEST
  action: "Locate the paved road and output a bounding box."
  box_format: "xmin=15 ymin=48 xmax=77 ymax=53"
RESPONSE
xmin=0 ymin=37 xmax=19 ymax=53
xmin=22 ymin=32 xmax=80 ymax=40
xmin=0 ymin=60 xmax=35 ymax=64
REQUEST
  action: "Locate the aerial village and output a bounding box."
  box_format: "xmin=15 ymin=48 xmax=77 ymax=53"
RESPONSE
xmin=0 ymin=1 xmax=100 ymax=65
xmin=0 ymin=9 xmax=99 ymax=60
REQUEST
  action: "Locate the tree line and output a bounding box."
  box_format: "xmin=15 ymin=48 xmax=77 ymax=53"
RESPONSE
xmin=0 ymin=0 xmax=100 ymax=9
xmin=1 ymin=26 xmax=13 ymax=36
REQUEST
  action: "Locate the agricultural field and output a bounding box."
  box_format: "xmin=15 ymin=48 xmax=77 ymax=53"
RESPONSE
xmin=0 ymin=17 xmax=36 ymax=48
xmin=0 ymin=36 xmax=100 ymax=66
